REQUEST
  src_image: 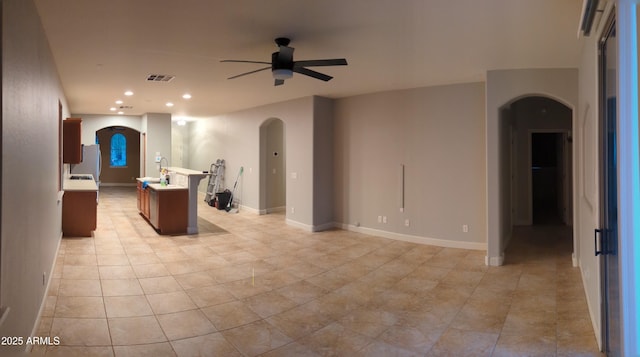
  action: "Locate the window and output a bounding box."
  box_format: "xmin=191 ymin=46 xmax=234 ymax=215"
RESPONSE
xmin=110 ymin=133 xmax=127 ymax=167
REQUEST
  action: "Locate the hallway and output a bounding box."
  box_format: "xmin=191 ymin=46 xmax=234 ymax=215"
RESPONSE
xmin=31 ymin=187 xmax=601 ymax=356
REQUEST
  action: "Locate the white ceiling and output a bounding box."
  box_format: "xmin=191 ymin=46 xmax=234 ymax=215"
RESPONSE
xmin=34 ymin=0 xmax=583 ymax=119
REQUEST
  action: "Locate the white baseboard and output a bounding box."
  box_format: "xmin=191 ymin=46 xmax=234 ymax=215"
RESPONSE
xmin=266 ymin=206 xmax=286 ymax=214
xmin=340 ymin=223 xmax=487 ymax=251
xmin=284 ymin=219 xmax=336 ymax=232
xmin=485 ymin=254 xmax=505 ymax=266
xmin=27 ymin=231 xmax=63 ymax=352
xmin=313 ymin=221 xmax=337 ymax=232
xmin=285 ymin=219 xmax=313 ymax=231
xmin=238 ymin=205 xmax=261 ymax=215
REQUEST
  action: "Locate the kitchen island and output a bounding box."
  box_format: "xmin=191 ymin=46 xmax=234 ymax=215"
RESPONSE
xmin=137 ymin=167 xmax=208 ymax=234
xmin=137 ymin=180 xmax=188 ymax=234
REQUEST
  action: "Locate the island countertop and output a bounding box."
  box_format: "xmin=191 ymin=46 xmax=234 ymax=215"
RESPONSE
xmin=166 ymin=167 xmax=209 ymax=176
xmin=136 ymin=177 xmax=187 ymax=191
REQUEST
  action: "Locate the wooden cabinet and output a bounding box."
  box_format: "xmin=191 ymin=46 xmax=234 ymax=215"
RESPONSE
xmin=137 ymin=181 xmax=187 ymax=234
xmin=63 ymin=118 xmax=82 ymax=164
xmin=137 ymin=181 xmax=150 ymax=219
xmin=62 ymin=191 xmax=97 ymax=236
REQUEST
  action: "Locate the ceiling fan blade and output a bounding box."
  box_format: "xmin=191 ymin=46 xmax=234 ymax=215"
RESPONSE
xmin=293 ymin=67 xmax=333 ymax=81
xmin=221 ymin=60 xmax=271 ymax=65
xmin=274 ymin=79 xmax=285 ymax=86
xmin=294 ymin=59 xmax=348 ymax=68
xmin=227 ymin=66 xmax=271 ymax=80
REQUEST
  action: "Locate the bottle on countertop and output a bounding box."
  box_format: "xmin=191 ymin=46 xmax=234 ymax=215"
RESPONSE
xmin=160 ymin=169 xmax=168 ymax=186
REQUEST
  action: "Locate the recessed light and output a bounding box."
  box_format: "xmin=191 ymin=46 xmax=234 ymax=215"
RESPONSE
xmin=110 ymin=107 xmax=116 ymax=111
xmin=124 ymin=91 xmax=133 ymax=96
xmin=182 ymin=93 xmax=192 ymax=99
xmin=166 ymin=102 xmax=174 ymax=107
xmin=115 ymin=100 xmax=123 ymax=104
xmin=177 ymin=120 xmax=186 ymax=126
xmin=118 ymin=111 xmax=124 ymax=115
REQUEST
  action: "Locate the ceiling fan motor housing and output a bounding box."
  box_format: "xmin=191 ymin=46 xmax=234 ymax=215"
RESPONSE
xmin=271 ymin=51 xmax=293 ymax=71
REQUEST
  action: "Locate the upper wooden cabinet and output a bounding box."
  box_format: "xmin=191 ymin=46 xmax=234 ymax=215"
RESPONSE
xmin=63 ymin=118 xmax=82 ymax=164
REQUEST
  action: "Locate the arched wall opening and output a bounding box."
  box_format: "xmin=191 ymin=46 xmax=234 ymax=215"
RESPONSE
xmin=259 ymin=118 xmax=286 ymax=214
xmin=485 ymin=69 xmax=579 ymax=266
xmin=96 ymin=125 xmax=141 ymax=185
xmin=498 ymin=95 xmax=574 ymax=257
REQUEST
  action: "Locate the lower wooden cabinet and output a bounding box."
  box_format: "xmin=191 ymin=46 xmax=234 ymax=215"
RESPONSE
xmin=62 ymin=191 xmax=97 ymax=237
xmin=137 ymin=182 xmax=187 ymax=234
xmin=137 ymin=182 xmax=150 ymax=219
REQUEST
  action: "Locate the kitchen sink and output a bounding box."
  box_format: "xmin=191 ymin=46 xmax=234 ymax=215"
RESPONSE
xmin=70 ymin=175 xmax=93 ymax=180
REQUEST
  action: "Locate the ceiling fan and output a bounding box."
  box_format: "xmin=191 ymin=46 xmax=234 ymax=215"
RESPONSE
xmin=221 ymin=37 xmax=348 ymax=86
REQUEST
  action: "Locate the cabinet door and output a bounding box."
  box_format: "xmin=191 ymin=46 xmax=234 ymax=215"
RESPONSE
xmin=63 ymin=118 xmax=82 ymax=164
xmin=62 ymin=191 xmax=97 ymax=236
xmin=137 ymin=182 xmax=142 ymax=212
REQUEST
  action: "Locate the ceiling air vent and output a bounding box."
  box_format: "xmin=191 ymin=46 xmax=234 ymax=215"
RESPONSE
xmin=119 ymin=105 xmax=133 ymax=109
xmin=146 ymin=74 xmax=175 ymax=82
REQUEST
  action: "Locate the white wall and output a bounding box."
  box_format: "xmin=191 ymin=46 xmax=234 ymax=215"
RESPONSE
xmin=0 ymin=0 xmax=70 ymax=351
xmin=485 ymin=68 xmax=579 ymax=265
xmin=334 ymin=83 xmax=487 ymax=250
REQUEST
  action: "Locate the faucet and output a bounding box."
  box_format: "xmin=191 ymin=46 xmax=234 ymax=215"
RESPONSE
xmin=159 ymin=157 xmax=169 ymax=174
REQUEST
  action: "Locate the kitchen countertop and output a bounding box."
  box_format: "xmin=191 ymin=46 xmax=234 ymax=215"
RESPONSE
xmin=166 ymin=167 xmax=209 ymax=176
xmin=63 ymin=175 xmax=98 ymax=192
xmin=136 ymin=177 xmax=187 ymax=191
xmin=146 ymin=183 xmax=187 ymax=191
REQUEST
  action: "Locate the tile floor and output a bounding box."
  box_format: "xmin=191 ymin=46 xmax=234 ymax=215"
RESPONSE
xmin=31 ymin=187 xmax=602 ymax=356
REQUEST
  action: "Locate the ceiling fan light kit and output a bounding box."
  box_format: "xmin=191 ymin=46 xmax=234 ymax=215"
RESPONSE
xmin=222 ymin=37 xmax=348 ymax=86
xmin=272 ymin=69 xmax=293 ymax=80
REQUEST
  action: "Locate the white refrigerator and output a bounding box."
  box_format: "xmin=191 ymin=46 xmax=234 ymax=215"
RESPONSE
xmin=70 ymin=144 xmax=102 ymax=186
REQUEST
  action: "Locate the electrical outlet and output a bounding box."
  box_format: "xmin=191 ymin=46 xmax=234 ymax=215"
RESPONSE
xmin=405 ymin=219 xmax=410 ymax=227
xmin=291 ymin=207 xmax=295 ymax=214
xmin=463 ymin=224 xmax=469 ymax=233
xmin=383 ymin=216 xmax=387 ymax=224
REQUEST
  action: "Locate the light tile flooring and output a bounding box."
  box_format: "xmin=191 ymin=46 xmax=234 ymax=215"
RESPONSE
xmin=31 ymin=187 xmax=602 ymax=356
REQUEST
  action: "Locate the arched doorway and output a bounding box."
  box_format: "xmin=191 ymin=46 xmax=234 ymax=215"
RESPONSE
xmin=259 ymin=118 xmax=286 ymax=214
xmin=498 ymin=95 xmax=574 ymax=261
xmin=96 ymin=126 xmax=141 ymax=185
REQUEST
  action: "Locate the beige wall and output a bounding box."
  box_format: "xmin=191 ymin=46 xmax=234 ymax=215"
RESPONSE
xmin=142 ymin=113 xmax=172 ymax=178
xmin=96 ymin=126 xmax=141 ymax=184
xmin=334 ymin=83 xmax=487 ymax=249
xmin=0 ymin=0 xmax=70 ymax=349
xmin=262 ymin=119 xmax=286 ymax=211
xmin=171 ymin=122 xmax=189 ymax=169
xmin=187 ymin=97 xmax=321 ymax=229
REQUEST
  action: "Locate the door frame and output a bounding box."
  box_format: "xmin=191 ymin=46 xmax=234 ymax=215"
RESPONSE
xmin=527 ymin=128 xmax=572 ymax=225
xmin=598 ymin=10 xmax=619 ymax=355
xmin=615 ymin=2 xmax=640 ymax=352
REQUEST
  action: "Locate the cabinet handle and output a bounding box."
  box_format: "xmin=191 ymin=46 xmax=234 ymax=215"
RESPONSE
xmin=595 ymin=229 xmax=603 ymax=256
